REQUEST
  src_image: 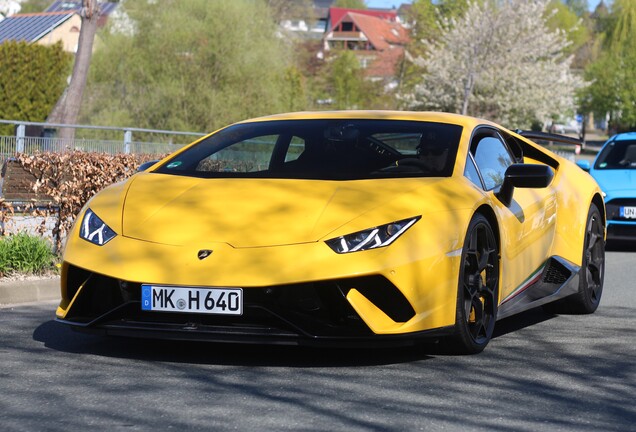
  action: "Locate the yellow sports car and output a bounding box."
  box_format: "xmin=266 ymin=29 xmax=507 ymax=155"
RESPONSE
xmin=56 ymin=111 xmax=606 ymax=353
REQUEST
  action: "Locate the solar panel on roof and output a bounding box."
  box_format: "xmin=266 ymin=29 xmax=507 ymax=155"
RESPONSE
xmin=0 ymin=13 xmax=73 ymax=44
xmin=45 ymin=1 xmax=118 ymax=15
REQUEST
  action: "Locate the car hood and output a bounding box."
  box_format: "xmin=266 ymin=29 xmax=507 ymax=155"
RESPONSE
xmin=121 ymin=173 xmax=448 ymax=248
xmin=592 ymin=169 xmax=636 ymax=196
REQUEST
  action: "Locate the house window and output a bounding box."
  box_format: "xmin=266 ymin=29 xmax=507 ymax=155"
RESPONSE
xmin=341 ymin=22 xmax=353 ymax=31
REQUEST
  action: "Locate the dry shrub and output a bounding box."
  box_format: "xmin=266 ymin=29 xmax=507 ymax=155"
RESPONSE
xmin=5 ymin=151 xmax=164 ymax=251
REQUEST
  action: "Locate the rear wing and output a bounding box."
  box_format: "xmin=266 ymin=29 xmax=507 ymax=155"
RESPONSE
xmin=515 ymin=130 xmax=582 ymax=146
xmin=512 ymin=130 xmax=583 ymax=169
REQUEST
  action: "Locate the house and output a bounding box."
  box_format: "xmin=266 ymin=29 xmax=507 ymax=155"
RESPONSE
xmin=0 ymin=1 xmax=118 ymax=53
xmin=323 ymin=7 xmax=409 ymax=84
xmin=45 ymin=0 xmax=118 ymax=28
xmin=325 ymin=6 xmax=399 ymax=31
xmin=0 ymin=11 xmax=81 ymax=52
xmin=279 ymin=0 xmax=334 ymax=39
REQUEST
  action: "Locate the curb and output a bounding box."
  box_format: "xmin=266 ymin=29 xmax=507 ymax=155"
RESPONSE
xmin=0 ymin=277 xmax=60 ymax=306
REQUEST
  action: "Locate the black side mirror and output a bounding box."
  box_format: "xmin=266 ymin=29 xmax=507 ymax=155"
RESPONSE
xmin=137 ymin=160 xmax=159 ymax=172
xmin=496 ymin=164 xmax=554 ymax=207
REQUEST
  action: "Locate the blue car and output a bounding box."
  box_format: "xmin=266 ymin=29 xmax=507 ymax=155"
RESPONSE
xmin=578 ymin=132 xmax=636 ymax=241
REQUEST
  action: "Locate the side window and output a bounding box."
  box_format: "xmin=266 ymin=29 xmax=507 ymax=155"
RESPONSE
xmin=464 ymin=155 xmax=482 ymax=187
xmin=471 ymin=133 xmax=514 ymax=190
xmin=285 ymin=136 xmax=305 ymax=162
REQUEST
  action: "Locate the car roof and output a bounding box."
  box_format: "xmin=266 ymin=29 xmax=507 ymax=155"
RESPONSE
xmin=613 ymin=132 xmax=636 ymax=141
xmin=237 ymin=110 xmax=496 ymax=131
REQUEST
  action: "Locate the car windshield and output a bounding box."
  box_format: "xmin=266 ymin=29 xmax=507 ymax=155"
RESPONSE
xmin=595 ymin=139 xmax=636 ymax=170
xmin=154 ymin=119 xmax=463 ymax=180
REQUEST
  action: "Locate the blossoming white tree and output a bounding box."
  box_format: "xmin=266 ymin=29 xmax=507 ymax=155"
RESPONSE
xmin=406 ymin=0 xmax=582 ymax=128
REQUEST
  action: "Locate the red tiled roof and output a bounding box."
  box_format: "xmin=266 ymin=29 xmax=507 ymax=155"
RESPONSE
xmin=365 ymin=46 xmax=405 ymax=78
xmin=347 ymin=12 xmax=409 ymax=51
xmin=328 ymin=6 xmax=397 ymax=30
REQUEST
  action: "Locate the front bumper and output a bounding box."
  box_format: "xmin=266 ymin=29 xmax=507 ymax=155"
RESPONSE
xmin=59 ymin=318 xmax=454 ymax=347
xmin=606 ymin=222 xmax=636 ymax=241
xmin=605 ymin=198 xmax=636 ymax=241
xmin=56 ymin=264 xmax=453 ymax=346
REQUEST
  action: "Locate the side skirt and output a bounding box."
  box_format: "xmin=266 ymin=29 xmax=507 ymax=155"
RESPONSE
xmin=497 ymin=256 xmax=580 ymax=320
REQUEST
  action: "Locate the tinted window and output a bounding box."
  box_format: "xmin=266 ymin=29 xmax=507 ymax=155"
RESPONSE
xmin=471 ymin=134 xmax=514 ymax=190
xmin=595 ymin=140 xmax=636 ymax=170
xmin=464 ymin=155 xmax=482 ymax=187
xmin=155 ymin=120 xmax=463 ymax=180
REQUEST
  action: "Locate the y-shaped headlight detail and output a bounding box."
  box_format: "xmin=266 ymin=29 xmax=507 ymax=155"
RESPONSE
xmin=80 ymin=209 xmax=117 ymax=246
xmin=325 ymin=216 xmax=420 ymax=254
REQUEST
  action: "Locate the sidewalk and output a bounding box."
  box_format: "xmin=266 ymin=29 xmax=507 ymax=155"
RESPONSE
xmin=0 ymin=276 xmax=60 ymax=306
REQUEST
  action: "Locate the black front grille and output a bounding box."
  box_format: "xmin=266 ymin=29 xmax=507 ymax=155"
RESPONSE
xmin=63 ymin=266 xmax=415 ymax=338
xmin=607 ymin=224 xmax=636 ymax=240
xmin=606 ymin=198 xmax=636 ymax=221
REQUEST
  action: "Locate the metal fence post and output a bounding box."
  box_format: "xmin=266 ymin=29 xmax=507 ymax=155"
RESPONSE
xmin=16 ymin=123 xmax=25 ymax=153
xmin=124 ymin=130 xmax=132 ymax=154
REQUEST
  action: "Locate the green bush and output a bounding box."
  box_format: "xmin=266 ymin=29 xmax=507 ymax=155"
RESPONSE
xmin=0 ymin=41 xmax=71 ymax=135
xmin=0 ymin=232 xmax=56 ymax=276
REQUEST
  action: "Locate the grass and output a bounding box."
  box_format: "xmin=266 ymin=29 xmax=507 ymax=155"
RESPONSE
xmin=0 ymin=232 xmax=57 ymax=276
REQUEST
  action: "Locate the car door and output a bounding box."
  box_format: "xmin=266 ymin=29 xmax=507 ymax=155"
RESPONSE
xmin=465 ymin=127 xmax=557 ymax=300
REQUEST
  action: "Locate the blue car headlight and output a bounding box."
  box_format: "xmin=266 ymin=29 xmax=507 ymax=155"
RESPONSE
xmin=80 ymin=209 xmax=116 ymax=246
xmin=325 ymin=216 xmax=420 ymax=254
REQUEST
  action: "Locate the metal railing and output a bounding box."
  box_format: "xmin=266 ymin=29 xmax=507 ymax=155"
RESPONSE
xmin=0 ymin=119 xmax=206 ymax=166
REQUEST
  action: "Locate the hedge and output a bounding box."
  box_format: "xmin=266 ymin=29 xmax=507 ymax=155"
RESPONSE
xmin=1 ymin=151 xmax=164 ymax=251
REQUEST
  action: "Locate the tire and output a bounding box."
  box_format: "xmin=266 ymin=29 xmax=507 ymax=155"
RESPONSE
xmin=543 ymin=203 xmax=605 ymax=314
xmin=446 ymin=213 xmax=500 ymax=354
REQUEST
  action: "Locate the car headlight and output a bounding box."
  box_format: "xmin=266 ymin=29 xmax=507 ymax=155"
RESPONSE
xmin=325 ymin=216 xmax=420 ymax=254
xmin=80 ymin=209 xmax=116 ymax=246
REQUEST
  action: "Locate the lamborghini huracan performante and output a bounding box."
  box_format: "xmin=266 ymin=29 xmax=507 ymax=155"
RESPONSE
xmin=56 ymin=112 xmax=606 ymax=353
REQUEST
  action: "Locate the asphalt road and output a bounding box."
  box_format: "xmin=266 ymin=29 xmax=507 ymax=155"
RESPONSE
xmin=1 ymin=247 xmax=635 ymax=432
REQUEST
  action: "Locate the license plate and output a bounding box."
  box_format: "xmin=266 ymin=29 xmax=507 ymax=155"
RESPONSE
xmin=620 ymin=206 xmax=636 ymax=219
xmin=141 ymin=285 xmax=243 ymax=315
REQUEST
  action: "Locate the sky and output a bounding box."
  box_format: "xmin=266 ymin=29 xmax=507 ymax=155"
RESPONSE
xmin=365 ymin=0 xmax=605 ymax=11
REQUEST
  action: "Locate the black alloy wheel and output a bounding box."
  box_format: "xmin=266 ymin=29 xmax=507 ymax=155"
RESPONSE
xmin=448 ymin=213 xmax=500 ymax=354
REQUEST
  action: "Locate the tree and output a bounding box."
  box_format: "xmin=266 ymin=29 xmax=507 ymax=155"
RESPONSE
xmin=406 ymin=0 xmax=581 ymax=128
xmin=82 ymin=0 xmax=294 ymax=132
xmin=545 ymin=0 xmax=590 ymax=56
xmin=407 ymin=0 xmax=439 ymax=46
xmin=48 ymin=0 xmax=101 ymax=140
xmin=397 ymin=0 xmax=478 ymax=109
xmin=283 ymin=66 xmax=306 ymax=112
xmin=334 ymin=0 xmax=367 ymax=9
xmin=436 ymin=0 xmax=471 ymax=20
xmin=564 ymin=0 xmax=588 ymax=17
xmin=14 ymin=0 xmax=50 ymax=14
xmin=0 ymin=41 xmax=71 ymax=135
xmin=265 ymin=0 xmax=313 ymax=20
xmin=330 ymin=51 xmax=364 ymax=109
xmin=580 ymin=0 xmax=636 ymax=130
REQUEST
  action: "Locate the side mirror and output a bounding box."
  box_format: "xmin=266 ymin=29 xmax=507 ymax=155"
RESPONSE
xmin=576 ymin=160 xmax=591 ymax=172
xmin=137 ymin=160 xmax=159 ymax=172
xmin=496 ymin=164 xmax=554 ymax=207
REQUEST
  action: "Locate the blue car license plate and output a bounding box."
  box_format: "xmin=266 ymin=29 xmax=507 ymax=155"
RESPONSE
xmin=620 ymin=206 xmax=636 ymax=219
xmin=141 ymin=285 xmax=243 ymax=315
